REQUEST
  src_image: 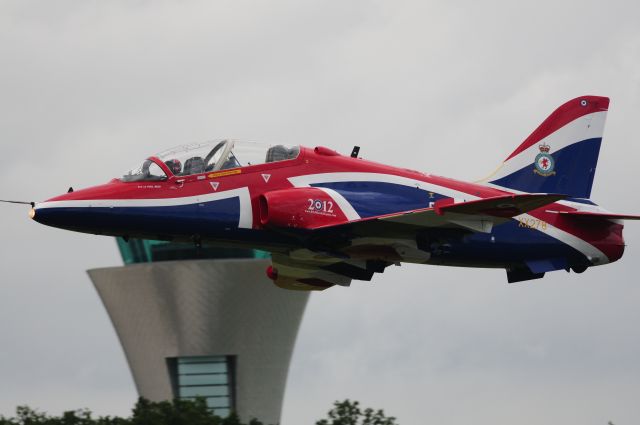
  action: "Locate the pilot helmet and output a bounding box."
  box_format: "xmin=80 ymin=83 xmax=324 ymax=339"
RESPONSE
xmin=165 ymin=159 xmax=182 ymax=175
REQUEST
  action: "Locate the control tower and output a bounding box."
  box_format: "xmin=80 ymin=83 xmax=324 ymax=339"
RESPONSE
xmin=88 ymin=240 xmax=309 ymax=423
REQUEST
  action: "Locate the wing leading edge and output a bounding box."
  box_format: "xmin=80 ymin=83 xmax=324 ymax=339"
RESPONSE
xmin=379 ymin=193 xmax=566 ymax=232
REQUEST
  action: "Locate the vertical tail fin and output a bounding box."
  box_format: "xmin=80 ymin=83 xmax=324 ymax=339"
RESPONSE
xmin=481 ymin=96 xmax=609 ymax=198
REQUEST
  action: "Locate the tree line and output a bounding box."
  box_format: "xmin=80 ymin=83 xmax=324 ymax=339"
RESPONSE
xmin=0 ymin=398 xmax=397 ymax=425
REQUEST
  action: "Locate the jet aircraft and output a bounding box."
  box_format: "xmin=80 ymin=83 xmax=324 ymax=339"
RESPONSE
xmin=29 ymin=96 xmax=639 ymax=290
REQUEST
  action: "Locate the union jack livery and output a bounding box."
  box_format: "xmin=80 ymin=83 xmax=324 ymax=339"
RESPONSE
xmin=31 ymin=95 xmax=639 ymax=290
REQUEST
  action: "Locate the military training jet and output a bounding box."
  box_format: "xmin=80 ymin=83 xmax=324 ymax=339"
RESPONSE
xmin=26 ymin=95 xmax=639 ymax=290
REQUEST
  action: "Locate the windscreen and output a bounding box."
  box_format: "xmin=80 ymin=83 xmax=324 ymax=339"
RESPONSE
xmin=155 ymin=140 xmax=229 ymax=176
xmin=121 ymin=159 xmax=168 ymax=182
xmin=121 ymin=140 xmax=300 ymax=181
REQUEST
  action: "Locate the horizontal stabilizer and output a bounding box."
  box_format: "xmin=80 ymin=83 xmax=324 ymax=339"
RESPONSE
xmin=545 ymin=211 xmax=640 ymax=220
xmin=377 ymin=193 xmax=565 ymax=234
xmin=433 ymin=193 xmax=567 ymax=217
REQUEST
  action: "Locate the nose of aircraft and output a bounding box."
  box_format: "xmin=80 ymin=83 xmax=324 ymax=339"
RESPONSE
xmin=29 ymin=182 xmax=121 ymax=233
xmin=30 ymin=193 xmax=86 ymax=231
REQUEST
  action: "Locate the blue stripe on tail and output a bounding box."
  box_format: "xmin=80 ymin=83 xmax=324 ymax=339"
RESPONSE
xmin=490 ymin=137 xmax=602 ymax=198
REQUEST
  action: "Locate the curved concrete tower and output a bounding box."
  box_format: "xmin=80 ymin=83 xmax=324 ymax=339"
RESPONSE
xmin=88 ymin=249 xmax=309 ymax=424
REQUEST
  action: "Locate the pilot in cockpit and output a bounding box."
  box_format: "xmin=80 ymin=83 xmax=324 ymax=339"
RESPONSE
xmin=164 ymin=159 xmax=182 ymax=175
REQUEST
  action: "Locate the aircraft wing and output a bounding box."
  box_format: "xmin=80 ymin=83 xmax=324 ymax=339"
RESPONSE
xmin=265 ymin=193 xmax=565 ymax=290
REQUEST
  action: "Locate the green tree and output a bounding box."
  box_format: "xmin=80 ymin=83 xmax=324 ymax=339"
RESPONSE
xmin=316 ymin=400 xmax=397 ymax=425
xmin=1 ymin=397 xmax=398 ymax=425
xmin=130 ymin=397 xmax=214 ymax=425
xmin=0 ymin=399 xmax=236 ymax=425
xmin=128 ymin=399 xmax=264 ymax=425
xmin=0 ymin=406 xmax=129 ymax=425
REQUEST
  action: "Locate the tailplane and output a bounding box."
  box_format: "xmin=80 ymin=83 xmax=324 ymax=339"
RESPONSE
xmin=480 ymin=95 xmax=609 ymax=199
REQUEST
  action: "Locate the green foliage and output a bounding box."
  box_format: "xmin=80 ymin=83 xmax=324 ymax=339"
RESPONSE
xmin=315 ymin=400 xmax=397 ymax=425
xmin=0 ymin=405 xmax=129 ymax=425
xmin=0 ymin=399 xmax=265 ymax=425
xmin=0 ymin=398 xmax=396 ymax=425
xmin=130 ymin=397 xmax=216 ymax=425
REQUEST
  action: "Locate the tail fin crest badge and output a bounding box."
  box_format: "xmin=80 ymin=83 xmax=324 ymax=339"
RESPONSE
xmin=534 ymin=143 xmax=556 ymax=177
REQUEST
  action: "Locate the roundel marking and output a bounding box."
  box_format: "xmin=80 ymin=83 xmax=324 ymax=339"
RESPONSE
xmin=534 ymin=152 xmax=556 ymax=176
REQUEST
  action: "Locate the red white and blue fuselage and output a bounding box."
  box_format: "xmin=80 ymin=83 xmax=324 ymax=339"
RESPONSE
xmin=31 ymin=96 xmax=637 ymax=290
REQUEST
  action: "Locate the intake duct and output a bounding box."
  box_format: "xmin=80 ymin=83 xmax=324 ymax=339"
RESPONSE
xmin=259 ymin=187 xmax=350 ymax=230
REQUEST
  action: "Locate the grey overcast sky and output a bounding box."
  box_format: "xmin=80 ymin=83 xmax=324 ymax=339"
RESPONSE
xmin=1 ymin=1 xmax=639 ymax=424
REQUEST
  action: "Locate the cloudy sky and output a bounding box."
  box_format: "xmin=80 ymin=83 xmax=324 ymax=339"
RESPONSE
xmin=1 ymin=1 xmax=639 ymax=424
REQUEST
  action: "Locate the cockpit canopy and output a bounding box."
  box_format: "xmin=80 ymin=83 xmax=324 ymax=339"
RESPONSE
xmin=121 ymin=140 xmax=300 ymax=182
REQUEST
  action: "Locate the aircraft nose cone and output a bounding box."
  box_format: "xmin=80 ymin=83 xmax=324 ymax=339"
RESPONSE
xmin=30 ymin=184 xmax=114 ymax=231
xmin=29 ymin=202 xmax=61 ymax=227
xmin=31 ymin=202 xmax=103 ymax=234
